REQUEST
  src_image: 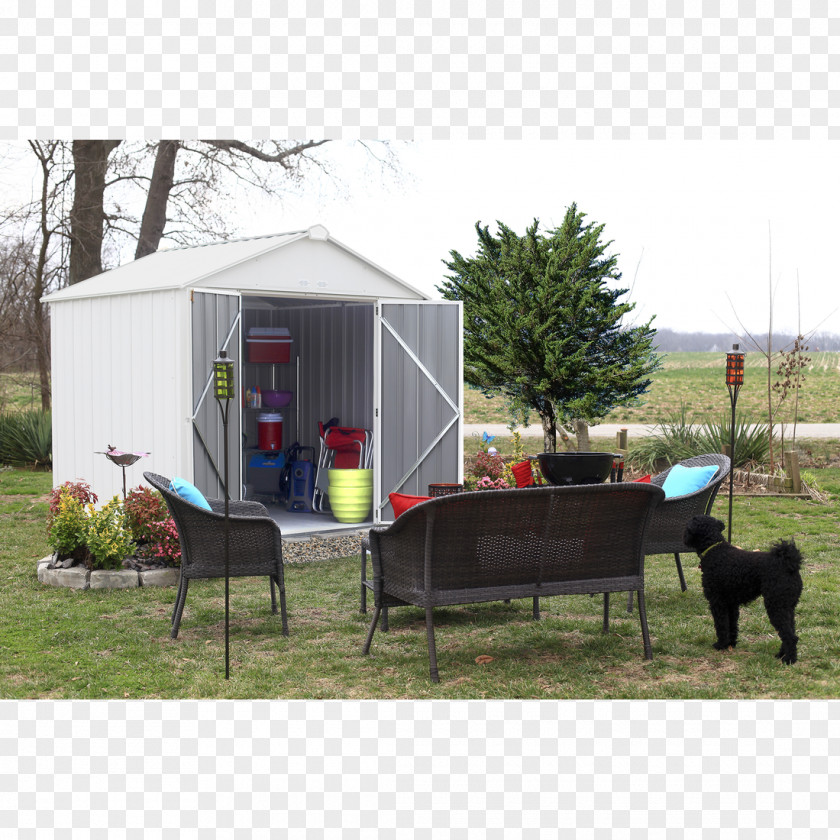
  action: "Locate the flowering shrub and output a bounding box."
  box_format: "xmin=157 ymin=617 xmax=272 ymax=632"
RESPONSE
xmin=475 ymin=476 xmax=510 ymax=491
xmin=470 ymin=451 xmax=506 ymax=481
xmin=124 ymin=486 xmax=181 ymax=566
xmin=46 ymin=481 xmax=183 ymax=570
xmin=136 ymin=517 xmax=181 ymax=566
xmin=124 ymin=486 xmax=167 ymax=542
xmin=85 ymin=497 xmax=135 ymax=570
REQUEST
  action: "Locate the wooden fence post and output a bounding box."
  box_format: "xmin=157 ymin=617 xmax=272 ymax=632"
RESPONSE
xmin=784 ymin=451 xmax=802 ymax=494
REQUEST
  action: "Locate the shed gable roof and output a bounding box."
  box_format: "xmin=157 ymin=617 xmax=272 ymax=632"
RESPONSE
xmin=43 ymin=225 xmax=425 ymax=302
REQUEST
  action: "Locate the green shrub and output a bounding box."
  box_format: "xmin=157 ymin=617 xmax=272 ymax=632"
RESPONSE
xmin=84 ymin=497 xmax=135 ymax=570
xmin=46 ymin=483 xmax=135 ymax=570
xmin=47 ymin=488 xmax=90 ymax=559
xmin=0 ymin=410 xmax=52 ymax=468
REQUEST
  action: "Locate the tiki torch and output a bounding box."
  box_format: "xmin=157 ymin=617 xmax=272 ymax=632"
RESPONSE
xmin=725 ymin=344 xmax=745 ymax=542
xmin=213 ymin=349 xmax=235 ymax=679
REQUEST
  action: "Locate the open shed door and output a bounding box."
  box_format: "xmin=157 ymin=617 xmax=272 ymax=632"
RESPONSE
xmin=375 ymin=300 xmax=463 ymax=522
xmin=191 ymin=290 xmax=242 ymax=500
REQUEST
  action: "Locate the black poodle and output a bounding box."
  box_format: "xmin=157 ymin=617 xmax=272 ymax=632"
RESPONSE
xmin=683 ymin=515 xmax=803 ymax=664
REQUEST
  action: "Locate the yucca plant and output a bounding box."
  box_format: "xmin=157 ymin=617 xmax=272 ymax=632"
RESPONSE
xmin=628 ymin=404 xmax=775 ymax=472
xmin=0 ymin=410 xmax=52 ymax=468
xmin=696 ymin=413 xmax=772 ymax=468
xmin=627 ymin=405 xmax=704 ymax=473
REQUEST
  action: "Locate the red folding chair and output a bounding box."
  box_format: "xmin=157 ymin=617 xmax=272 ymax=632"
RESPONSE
xmin=313 ymin=419 xmax=372 ymax=512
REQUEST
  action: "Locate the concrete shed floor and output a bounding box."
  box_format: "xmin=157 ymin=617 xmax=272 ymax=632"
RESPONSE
xmin=264 ymin=503 xmax=375 ymax=538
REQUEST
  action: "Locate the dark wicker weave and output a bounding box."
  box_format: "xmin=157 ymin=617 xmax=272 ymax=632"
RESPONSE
xmin=362 ymin=482 xmax=665 ymax=682
xmin=144 ymin=472 xmax=289 ymax=639
xmin=628 ymin=453 xmax=731 ymax=611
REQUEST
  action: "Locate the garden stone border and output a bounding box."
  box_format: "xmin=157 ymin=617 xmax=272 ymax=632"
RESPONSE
xmin=37 ymin=556 xmax=180 ymax=590
xmin=36 ymin=529 xmax=371 ymax=590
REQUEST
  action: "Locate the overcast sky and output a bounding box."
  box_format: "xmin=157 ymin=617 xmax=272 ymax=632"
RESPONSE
xmin=236 ymin=140 xmax=840 ymax=339
xmin=4 ymin=140 xmax=838 ymax=338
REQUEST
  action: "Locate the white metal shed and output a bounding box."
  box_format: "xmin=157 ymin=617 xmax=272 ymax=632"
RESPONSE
xmin=43 ymin=225 xmax=463 ymax=535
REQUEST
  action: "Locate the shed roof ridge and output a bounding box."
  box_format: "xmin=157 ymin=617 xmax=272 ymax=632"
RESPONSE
xmin=162 ymin=229 xmax=310 ymax=252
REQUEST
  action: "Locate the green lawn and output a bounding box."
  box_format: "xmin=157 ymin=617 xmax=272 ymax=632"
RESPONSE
xmin=3 ymin=467 xmax=838 ymax=699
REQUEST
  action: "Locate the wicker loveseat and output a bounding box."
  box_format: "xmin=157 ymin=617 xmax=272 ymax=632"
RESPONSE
xmin=144 ymin=472 xmax=289 ymax=639
xmin=362 ymin=482 xmax=665 ymax=682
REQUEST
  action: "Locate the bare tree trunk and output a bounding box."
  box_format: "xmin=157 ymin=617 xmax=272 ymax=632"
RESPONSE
xmin=69 ymin=140 xmax=121 ymax=284
xmin=135 ymin=140 xmax=180 ymax=260
xmin=30 ymin=141 xmax=56 ymax=410
xmin=574 ymin=419 xmax=591 ymax=451
xmin=541 ymin=411 xmax=557 ymax=453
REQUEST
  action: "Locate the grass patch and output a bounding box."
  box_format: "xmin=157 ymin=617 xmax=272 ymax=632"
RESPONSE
xmin=3 ymin=468 xmax=839 ymax=699
xmin=0 ymin=372 xmax=45 ymax=413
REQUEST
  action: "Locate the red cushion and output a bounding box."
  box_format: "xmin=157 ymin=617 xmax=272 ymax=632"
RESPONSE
xmin=634 ymin=474 xmax=651 ymax=483
xmin=389 ymin=492 xmax=433 ymax=518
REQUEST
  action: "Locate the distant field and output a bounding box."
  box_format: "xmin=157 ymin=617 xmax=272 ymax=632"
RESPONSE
xmin=465 ymin=351 xmax=840 ymax=426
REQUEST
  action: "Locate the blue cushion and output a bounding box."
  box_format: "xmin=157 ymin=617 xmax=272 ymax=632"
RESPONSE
xmin=169 ymin=477 xmax=212 ymax=510
xmin=661 ymin=464 xmax=719 ymax=499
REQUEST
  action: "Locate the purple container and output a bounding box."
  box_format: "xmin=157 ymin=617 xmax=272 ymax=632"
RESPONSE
xmin=262 ymin=390 xmax=293 ymax=408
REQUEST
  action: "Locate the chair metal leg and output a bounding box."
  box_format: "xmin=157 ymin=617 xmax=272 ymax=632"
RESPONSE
xmin=628 ymin=553 xmax=687 ymax=614
xmin=360 ymin=548 xmax=368 ymax=613
xmin=674 ymin=553 xmax=687 ymax=591
xmin=425 ymin=607 xmax=440 ymax=683
xmin=381 ymin=606 xmax=389 ymax=632
xmin=171 ymin=576 xmax=186 ymax=624
xmin=362 ymin=606 xmax=381 ymax=654
xmin=270 ymin=577 xmax=278 ymax=614
xmin=602 ymin=592 xmax=610 ymax=633
xmin=533 ymin=597 xmax=540 ymax=620
xmin=273 ymin=574 xmax=289 ymax=636
xmin=636 ymin=590 xmax=653 ymax=660
xmin=171 ymin=578 xmax=189 ymax=639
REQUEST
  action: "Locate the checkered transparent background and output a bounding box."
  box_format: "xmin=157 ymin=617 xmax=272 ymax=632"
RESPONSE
xmin=3 ymin=700 xmax=839 ymax=837
xmin=3 ymin=3 xmax=839 ymax=835
xmin=1 ymin=1 xmax=839 ymax=138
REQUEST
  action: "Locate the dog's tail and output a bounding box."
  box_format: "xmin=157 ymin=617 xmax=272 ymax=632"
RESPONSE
xmin=772 ymin=539 xmax=803 ymax=574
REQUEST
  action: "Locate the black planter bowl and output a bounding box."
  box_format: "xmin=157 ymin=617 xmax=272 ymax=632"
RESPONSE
xmin=536 ymin=452 xmax=615 ymax=486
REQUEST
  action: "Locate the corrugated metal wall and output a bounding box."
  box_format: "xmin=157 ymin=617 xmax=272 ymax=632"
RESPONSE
xmin=378 ymin=302 xmax=462 ymax=515
xmin=51 ymin=290 xmax=183 ymax=498
xmin=191 ymin=292 xmax=242 ymax=499
xmin=241 ymin=297 xmax=374 ymax=457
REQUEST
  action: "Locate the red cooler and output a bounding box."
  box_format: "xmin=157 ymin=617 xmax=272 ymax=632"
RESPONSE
xmin=257 ymin=412 xmax=283 ymax=451
xmin=247 ymin=327 xmax=293 ymax=363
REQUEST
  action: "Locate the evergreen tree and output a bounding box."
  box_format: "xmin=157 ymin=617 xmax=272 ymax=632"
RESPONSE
xmin=438 ymin=204 xmax=661 ymax=452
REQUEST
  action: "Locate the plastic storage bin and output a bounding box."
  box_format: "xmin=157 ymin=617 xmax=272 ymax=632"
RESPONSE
xmin=246 ymin=327 xmax=293 ymax=363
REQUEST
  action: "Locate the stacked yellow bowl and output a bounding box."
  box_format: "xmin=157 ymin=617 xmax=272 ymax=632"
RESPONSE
xmin=327 ymin=469 xmax=373 ymax=523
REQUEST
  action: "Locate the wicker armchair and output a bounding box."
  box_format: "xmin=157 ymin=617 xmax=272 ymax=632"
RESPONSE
xmin=144 ymin=472 xmax=289 ymax=639
xmin=627 ymin=453 xmax=731 ymax=611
